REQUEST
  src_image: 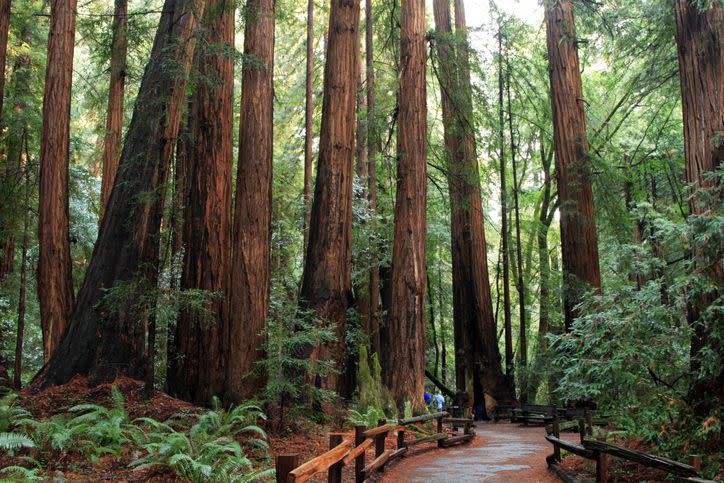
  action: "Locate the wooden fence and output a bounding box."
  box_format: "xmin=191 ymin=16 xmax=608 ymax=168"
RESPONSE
xmin=544 ymin=413 xmax=715 ymax=483
xmin=275 ymin=411 xmax=474 ymax=483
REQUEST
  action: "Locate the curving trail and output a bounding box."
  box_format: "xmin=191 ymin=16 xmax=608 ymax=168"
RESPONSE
xmin=380 ymin=422 xmax=575 ymax=482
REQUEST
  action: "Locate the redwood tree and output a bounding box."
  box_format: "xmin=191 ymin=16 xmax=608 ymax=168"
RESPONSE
xmin=544 ymin=0 xmax=601 ymax=331
xmin=225 ymin=0 xmax=275 ymax=403
xmin=364 ymin=0 xmax=381 ymax=358
xmin=167 ymin=0 xmax=234 ymax=405
xmin=100 ymin=0 xmax=128 ymax=213
xmin=38 ymin=0 xmax=77 ymax=360
xmin=35 ymin=0 xmax=206 ymax=387
xmin=299 ymin=0 xmax=360 ymax=397
xmin=673 ymin=0 xmax=723 ymax=413
xmin=303 ymin=0 xmax=314 ymax=251
xmin=433 ymin=0 xmax=513 ymax=413
xmin=0 ymin=0 xmax=11 ymax=126
xmin=387 ymin=0 xmax=427 ymax=411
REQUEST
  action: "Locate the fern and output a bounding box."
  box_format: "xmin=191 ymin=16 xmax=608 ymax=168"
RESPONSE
xmin=0 ymin=432 xmax=35 ymax=450
xmin=0 ymin=393 xmax=31 ymax=432
xmin=0 ymin=465 xmax=44 ymax=481
xmin=131 ymin=403 xmax=271 ymax=483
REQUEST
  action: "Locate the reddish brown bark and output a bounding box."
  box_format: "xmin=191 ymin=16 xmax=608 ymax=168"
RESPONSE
xmin=225 ymin=0 xmax=275 ymax=403
xmin=300 ymin=0 xmax=360 ymax=398
xmin=673 ymin=0 xmax=723 ymax=413
xmin=38 ymin=0 xmax=77 ymax=360
xmin=0 ymin=0 xmax=11 ymax=126
xmin=387 ymin=0 xmax=426 ymax=411
xmin=167 ymin=0 xmax=234 ymax=405
xmin=303 ymin=0 xmax=314 ymax=252
xmin=433 ymin=0 xmax=513 ymax=414
xmin=365 ymin=0 xmax=381 ymax=359
xmin=13 ymin=130 xmax=30 ymax=389
xmin=544 ymin=0 xmax=601 ymax=331
xmin=100 ymin=0 xmax=128 ymax=214
xmin=35 ymin=0 xmax=206 ymax=387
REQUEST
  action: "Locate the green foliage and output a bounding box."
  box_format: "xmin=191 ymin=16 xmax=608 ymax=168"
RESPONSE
xmin=257 ymin=290 xmax=337 ymax=428
xmin=0 ymin=464 xmax=44 ymax=481
xmin=355 ymin=345 xmax=396 ymax=418
xmin=0 ymin=393 xmax=31 ymax=432
xmin=131 ymin=399 xmax=271 ymax=483
xmin=0 ymin=432 xmax=35 ymax=450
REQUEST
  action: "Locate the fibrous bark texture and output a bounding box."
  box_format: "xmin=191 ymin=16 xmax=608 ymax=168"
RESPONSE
xmin=544 ymin=0 xmax=601 ymax=331
xmin=387 ymin=0 xmax=427 ymax=411
xmin=303 ymin=0 xmax=314 ymax=252
xmin=365 ymin=0 xmax=381 ymax=359
xmin=167 ymin=0 xmax=234 ymax=405
xmin=673 ymin=0 xmax=723 ymax=414
xmin=38 ymin=0 xmax=77 ymax=360
xmin=35 ymin=0 xmax=205 ymax=387
xmin=300 ymin=0 xmax=360 ymax=398
xmin=225 ymin=0 xmax=275 ymax=404
xmin=433 ymin=0 xmax=513 ymax=413
xmin=100 ymin=0 xmax=128 ymax=213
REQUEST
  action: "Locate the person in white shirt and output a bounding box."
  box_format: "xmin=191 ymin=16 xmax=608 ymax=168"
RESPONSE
xmin=433 ymin=393 xmax=445 ymax=412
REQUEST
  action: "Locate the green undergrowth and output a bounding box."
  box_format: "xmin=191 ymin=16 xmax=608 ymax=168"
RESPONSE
xmin=0 ymin=387 xmax=273 ymax=482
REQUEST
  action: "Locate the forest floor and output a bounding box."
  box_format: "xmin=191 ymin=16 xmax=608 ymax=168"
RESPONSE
xmin=6 ymin=381 xmax=717 ymax=482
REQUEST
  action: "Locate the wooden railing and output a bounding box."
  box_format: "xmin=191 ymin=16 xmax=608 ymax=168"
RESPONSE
xmin=544 ymin=413 xmax=714 ymax=483
xmin=275 ymin=411 xmax=475 ymax=483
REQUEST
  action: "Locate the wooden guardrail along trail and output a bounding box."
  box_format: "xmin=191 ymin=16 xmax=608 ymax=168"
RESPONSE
xmin=276 ymin=412 xmax=475 ymax=482
xmin=543 ymin=413 xmax=714 ymax=483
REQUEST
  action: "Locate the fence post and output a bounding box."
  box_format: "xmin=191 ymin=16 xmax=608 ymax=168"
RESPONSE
xmin=552 ymin=413 xmax=561 ymax=462
xmin=355 ymin=424 xmax=366 ymax=483
xmin=275 ymin=454 xmax=299 ymax=483
xmin=375 ymin=419 xmax=387 ymax=458
xmin=328 ymin=433 xmax=344 ymax=483
xmin=595 ymin=450 xmax=608 ymax=483
xmin=397 ymin=428 xmax=405 ymax=449
xmin=437 ymin=415 xmax=444 ymax=447
xmin=585 ymin=408 xmax=593 ymax=436
xmin=578 ymin=419 xmax=586 ymax=444
xmin=688 ymin=454 xmax=702 ymax=473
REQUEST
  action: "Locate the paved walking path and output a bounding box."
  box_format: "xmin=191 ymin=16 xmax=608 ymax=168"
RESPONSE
xmin=380 ymin=422 xmax=575 ymax=482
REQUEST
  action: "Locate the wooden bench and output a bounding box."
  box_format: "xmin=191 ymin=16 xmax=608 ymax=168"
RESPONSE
xmin=493 ymin=404 xmax=515 ymax=422
xmin=512 ymin=404 xmax=556 ymax=425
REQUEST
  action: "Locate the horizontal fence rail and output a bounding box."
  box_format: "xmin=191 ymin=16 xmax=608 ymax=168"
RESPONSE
xmin=276 ymin=412 xmax=475 ymax=483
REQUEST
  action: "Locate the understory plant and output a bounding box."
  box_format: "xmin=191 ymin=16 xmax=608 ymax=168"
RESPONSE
xmin=130 ymin=397 xmax=272 ymax=482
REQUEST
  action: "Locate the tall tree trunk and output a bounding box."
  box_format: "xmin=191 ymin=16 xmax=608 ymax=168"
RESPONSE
xmin=0 ymin=27 xmax=32 ymax=383
xmin=497 ymin=24 xmax=514 ymax=387
xmin=455 ymin=0 xmax=512 ymax=408
xmin=38 ymin=0 xmax=77 ymax=361
xmin=438 ymin=268 xmax=447 ymax=385
xmin=303 ymin=0 xmax=314 ymax=252
xmin=506 ymin=55 xmax=527 ymax=404
xmin=544 ymin=0 xmax=601 ymax=332
xmin=225 ymin=0 xmax=275 ymax=404
xmin=434 ymin=0 xmax=512 ymax=415
xmin=299 ymin=0 xmax=359 ymax=398
xmin=100 ymin=0 xmax=128 ymax=214
xmin=34 ymin=0 xmax=206 ymax=387
xmin=673 ymin=0 xmax=723 ymax=415
xmin=528 ymin=141 xmax=556 ymax=400
xmin=0 ymin=0 xmax=11 ymax=128
xmin=365 ymin=0 xmax=381 ymax=359
xmin=167 ymin=0 xmax=234 ymax=405
xmin=355 ymin=31 xmax=371 ymax=343
xmin=427 ymin=271 xmax=440 ymax=379
xmin=387 ymin=0 xmax=426 ymax=411
xmin=13 ymin=130 xmax=30 ymax=390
